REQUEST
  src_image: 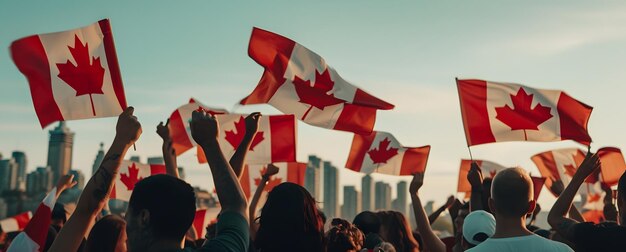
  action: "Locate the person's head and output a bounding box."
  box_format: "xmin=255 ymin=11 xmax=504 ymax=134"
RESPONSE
xmin=51 ymin=203 xmax=67 ymax=229
xmin=489 ymin=168 xmax=535 ymax=219
xmin=454 ymin=202 xmax=470 ymax=235
xmin=462 ymin=210 xmax=495 ymax=249
xmin=617 ymin=171 xmax=626 ymax=225
xmin=125 ymin=175 xmax=196 ymax=251
xmin=255 ymin=182 xmax=324 ymax=252
xmin=325 ymin=218 xmax=364 ymax=252
xmin=353 ymin=211 xmax=381 ymax=235
xmin=377 ymin=211 xmax=419 ymax=252
xmin=87 ymin=215 xmax=127 ymax=252
xmin=374 ymin=242 xmax=397 ymax=252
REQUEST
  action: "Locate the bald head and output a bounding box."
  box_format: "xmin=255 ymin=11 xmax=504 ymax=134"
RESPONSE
xmin=490 ymin=168 xmax=534 ymax=217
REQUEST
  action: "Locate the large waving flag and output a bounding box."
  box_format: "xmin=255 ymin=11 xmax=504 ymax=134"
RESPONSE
xmin=239 ymin=162 xmax=307 ymax=198
xmin=598 ymin=147 xmax=626 ymax=186
xmin=10 ymin=19 xmax=126 ymax=128
xmin=109 ymin=160 xmax=166 ymax=201
xmin=457 ymin=79 xmax=592 ymax=146
xmin=192 ymin=208 xmax=219 ymax=239
xmin=6 ymin=188 xmax=58 ymax=252
xmin=196 ymin=114 xmax=297 ymax=165
xmin=345 ymin=131 xmax=430 ymax=176
xmin=240 ymin=27 xmax=394 ymax=134
xmin=456 ymin=159 xmax=507 ymax=194
xmin=169 ymin=98 xmax=228 ymax=157
xmin=0 ymin=212 xmax=32 ymax=233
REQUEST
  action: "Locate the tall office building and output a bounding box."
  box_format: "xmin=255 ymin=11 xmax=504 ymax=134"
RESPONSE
xmin=147 ymin=156 xmax=165 ymax=164
xmin=374 ymin=181 xmax=392 ymax=210
xmin=304 ymin=155 xmax=322 ymax=201
xmin=342 ymin=186 xmax=361 ymax=221
xmin=0 ymin=158 xmax=19 ymax=193
xmin=392 ymin=181 xmax=408 ymax=214
xmin=92 ymin=143 xmax=105 ymax=177
xmin=361 ymin=174 xmax=374 ymax=211
xmin=323 ymin=161 xmax=340 ymax=218
xmin=47 ymin=122 xmax=74 ymax=182
xmin=11 ymin=151 xmax=27 ymax=189
xmin=26 ymin=166 xmax=53 ymax=195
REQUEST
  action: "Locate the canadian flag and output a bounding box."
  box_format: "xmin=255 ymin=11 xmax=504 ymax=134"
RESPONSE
xmin=10 ymin=19 xmax=126 ymax=128
xmin=6 ymin=188 xmax=58 ymax=252
xmin=168 ymin=98 xmax=228 ymax=157
xmin=598 ymin=147 xmax=626 ymax=186
xmin=195 ymin=114 xmax=297 ymax=165
xmin=192 ymin=208 xmax=219 ymax=239
xmin=531 ymin=176 xmax=547 ymax=202
xmin=109 ymin=160 xmax=166 ymax=201
xmin=531 ymin=149 xmax=604 ymax=206
xmin=456 ymin=79 xmax=592 ymax=146
xmin=456 ymin=159 xmax=507 ymax=194
xmin=345 ymin=131 xmax=430 ymax=176
xmin=240 ymin=27 xmax=394 ymax=134
xmin=240 ymin=162 xmax=307 ymax=214
xmin=0 ymin=212 xmax=32 ymax=233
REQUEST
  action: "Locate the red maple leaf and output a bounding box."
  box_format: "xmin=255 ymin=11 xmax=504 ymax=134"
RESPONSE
xmin=120 ymin=163 xmax=143 ymax=191
xmin=495 ymin=88 xmax=553 ymax=140
xmin=224 ymin=116 xmax=264 ymax=151
xmin=367 ymin=138 xmax=399 ymax=164
xmin=253 ymin=166 xmax=282 ymax=192
xmin=563 ymin=164 xmax=577 ymax=177
xmin=292 ymin=69 xmax=344 ymax=120
xmin=56 ymin=35 xmax=105 ymax=116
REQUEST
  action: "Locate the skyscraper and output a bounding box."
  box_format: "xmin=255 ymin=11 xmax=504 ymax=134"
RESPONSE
xmin=393 ymin=181 xmax=408 ymax=214
xmin=0 ymin=158 xmax=19 ymax=193
xmin=147 ymin=156 xmax=165 ymax=164
xmin=47 ymin=122 xmax=74 ymax=182
xmin=342 ymin=186 xmax=361 ymax=221
xmin=11 ymin=151 xmax=27 ymax=189
xmin=305 ymin=155 xmax=322 ymax=201
xmin=361 ymin=174 xmax=374 ymax=211
xmin=130 ymin=156 xmax=141 ymax=163
xmin=323 ymin=161 xmax=340 ymax=218
xmin=26 ymin=166 xmax=53 ymax=195
xmin=92 ymin=142 xmax=105 ymax=177
xmin=375 ymin=181 xmax=392 ymax=210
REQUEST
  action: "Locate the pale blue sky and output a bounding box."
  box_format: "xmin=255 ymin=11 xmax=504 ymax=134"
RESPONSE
xmin=1 ymin=1 xmax=625 ymax=207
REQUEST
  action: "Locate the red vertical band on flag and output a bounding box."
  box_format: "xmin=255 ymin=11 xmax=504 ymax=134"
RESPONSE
xmin=353 ymin=88 xmax=394 ymax=110
xmin=240 ymin=165 xmax=251 ymax=198
xmin=531 ymin=176 xmax=546 ymax=201
xmin=345 ymin=133 xmax=378 ymax=172
xmin=557 ymin=92 xmax=593 ymax=145
xmin=150 ymin=164 xmax=166 ymax=175
xmin=23 ymin=203 xmax=52 ymax=248
xmin=531 ymin=151 xmax=559 ymax=196
xmin=241 ymin=28 xmax=295 ymax=104
xmin=399 ymin=146 xmax=431 ymax=175
xmin=287 ymin=163 xmax=307 ymax=185
xmin=169 ymin=110 xmax=194 ymax=156
xmin=334 ymin=104 xmax=376 ymax=134
xmin=598 ymin=147 xmax=626 ymax=186
xmin=193 ymin=209 xmax=208 ymax=238
xmin=269 ymin=115 xmax=297 ymax=162
xmin=98 ymin=19 xmax=127 ymax=109
xmin=14 ymin=212 xmax=32 ymax=230
xmin=456 ymin=79 xmax=496 ymax=146
xmin=10 ymin=35 xmax=64 ymax=128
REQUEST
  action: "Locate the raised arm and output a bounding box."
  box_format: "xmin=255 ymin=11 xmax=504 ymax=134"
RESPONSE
xmin=468 ymin=162 xmax=484 ymax=212
xmin=190 ymin=110 xmax=247 ymax=216
xmin=548 ymin=152 xmax=600 ymax=240
xmin=602 ymin=183 xmax=618 ymax=222
xmin=49 ymin=107 xmax=141 ymax=252
xmin=228 ymin=112 xmax=261 ymax=179
xmin=429 ymin=196 xmax=455 ymax=224
xmin=249 ymin=163 xmax=279 ymax=240
xmin=410 ymin=173 xmax=446 ymax=252
xmin=157 ymin=119 xmax=179 ymax=178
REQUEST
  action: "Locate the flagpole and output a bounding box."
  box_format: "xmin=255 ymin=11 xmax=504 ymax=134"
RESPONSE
xmin=456 ymin=76 xmax=475 ymax=162
xmin=468 ymin=146 xmax=474 ymax=161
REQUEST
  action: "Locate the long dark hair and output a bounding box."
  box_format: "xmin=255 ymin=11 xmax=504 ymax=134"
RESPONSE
xmin=254 ymin=182 xmax=325 ymax=252
xmin=86 ymin=214 xmax=126 ymax=252
xmin=377 ymin=211 xmax=419 ymax=252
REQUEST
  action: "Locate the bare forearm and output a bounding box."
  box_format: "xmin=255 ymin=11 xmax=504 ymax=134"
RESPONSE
xmin=549 ymin=176 xmax=584 ymax=225
xmin=411 ymin=194 xmax=446 ymax=252
xmin=162 ymin=141 xmax=179 ymax=178
xmin=249 ymin=178 xmax=267 ymax=221
xmin=568 ymin=204 xmax=585 ymax=223
xmin=201 ymin=140 xmax=247 ymax=215
xmin=470 ymin=188 xmax=484 ymax=212
xmin=229 ymin=134 xmax=254 ymax=179
xmin=428 ymin=205 xmax=447 ymax=224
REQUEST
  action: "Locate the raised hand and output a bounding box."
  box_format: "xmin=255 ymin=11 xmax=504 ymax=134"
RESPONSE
xmin=550 ymin=179 xmax=565 ymax=196
xmin=467 ymin=162 xmax=483 ymax=189
xmin=190 ymin=110 xmax=219 ymax=147
xmin=56 ymin=174 xmax=77 ymax=193
xmin=244 ymin=112 xmax=262 ymax=137
xmin=114 ymin=107 xmax=142 ymax=145
xmin=262 ymin=164 xmax=280 ymax=179
xmin=157 ymin=119 xmax=171 ymax=141
xmin=445 ymin=195 xmax=455 ymax=209
xmin=576 ymin=152 xmax=601 ymax=179
xmin=410 ymin=172 xmax=425 ymax=194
